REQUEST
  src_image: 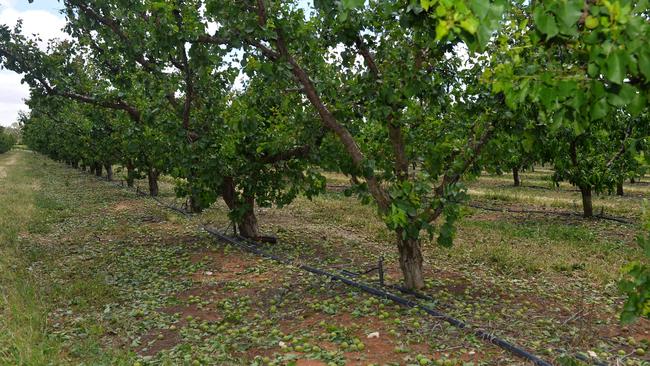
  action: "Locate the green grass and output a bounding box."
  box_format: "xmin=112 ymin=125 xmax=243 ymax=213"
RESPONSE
xmin=0 ymin=150 xmax=63 ymax=365
xmin=0 ymin=151 xmax=136 ymax=365
xmin=1 ymin=152 xmax=649 ymax=365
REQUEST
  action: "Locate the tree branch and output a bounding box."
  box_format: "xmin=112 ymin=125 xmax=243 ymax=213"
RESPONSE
xmin=606 ymin=124 xmax=633 ymax=169
xmin=68 ymin=0 xmax=158 ymax=72
xmin=172 ymin=6 xmax=194 ymax=134
xmin=355 ymin=35 xmax=409 ymax=181
xmin=258 ymin=129 xmax=327 ymax=164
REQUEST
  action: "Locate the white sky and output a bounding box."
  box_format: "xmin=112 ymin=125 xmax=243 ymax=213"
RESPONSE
xmin=0 ymin=0 xmax=66 ymax=126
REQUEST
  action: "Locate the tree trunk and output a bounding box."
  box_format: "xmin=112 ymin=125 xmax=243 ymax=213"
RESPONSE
xmin=512 ymin=167 xmax=521 ymax=187
xmin=94 ymin=163 xmax=102 ymax=177
xmin=238 ymin=195 xmax=259 ymax=238
xmin=104 ymin=163 xmax=113 ymax=181
xmin=147 ymin=168 xmax=159 ymax=197
xmin=221 ymin=177 xmax=260 ymax=239
xmin=580 ymin=185 xmax=593 ymax=218
xmin=631 ymin=178 xmax=636 ymax=184
xmin=126 ymin=163 xmax=135 ymax=187
xmin=188 ymin=194 xmax=203 ymax=213
xmin=616 ymin=182 xmax=624 ymax=196
xmin=72 ymin=161 xmax=79 ymax=169
xmin=187 ymin=173 xmax=204 ymax=213
xmin=396 ymin=234 xmax=425 ymax=290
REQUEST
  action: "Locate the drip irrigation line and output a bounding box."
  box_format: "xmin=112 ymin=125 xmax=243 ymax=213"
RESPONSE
xmin=325 ymin=183 xmax=636 ymax=225
xmin=467 ymin=203 xmax=575 ymax=216
xmin=467 ymin=202 xmax=635 ymax=225
xmin=569 ymin=351 xmax=609 ymax=366
xmin=79 ymin=170 xmax=195 ymax=218
xmin=72 ymin=164 xmax=619 ymax=366
xmin=499 ymin=183 xmax=648 ymax=202
xmin=202 ymin=227 xmax=553 ymax=366
xmin=493 ymin=184 xmax=580 ymax=192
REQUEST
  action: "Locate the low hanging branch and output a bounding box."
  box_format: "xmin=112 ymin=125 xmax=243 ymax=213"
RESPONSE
xmin=258 ymin=128 xmax=327 ymax=164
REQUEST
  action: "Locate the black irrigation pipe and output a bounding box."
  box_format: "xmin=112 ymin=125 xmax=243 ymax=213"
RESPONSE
xmin=497 ymin=183 xmax=649 ymax=202
xmin=466 ymin=202 xmax=636 ymax=225
xmin=79 ymin=171 xmax=195 ymax=218
xmin=202 ymin=227 xmax=553 ymax=366
xmin=495 ymin=184 xmax=581 ymax=192
xmin=385 ymin=284 xmax=612 ymax=366
xmin=324 ymin=184 xmax=636 ymax=225
xmin=571 ymin=352 xmax=609 ymax=366
xmin=72 ymin=164 xmax=616 ymax=366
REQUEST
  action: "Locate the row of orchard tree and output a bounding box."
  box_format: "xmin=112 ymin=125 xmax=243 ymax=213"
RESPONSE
xmin=0 ymin=125 xmax=16 ymax=154
xmin=1 ymin=0 xmax=648 ymax=290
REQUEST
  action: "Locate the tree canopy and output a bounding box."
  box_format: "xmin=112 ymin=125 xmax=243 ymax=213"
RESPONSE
xmin=2 ymin=0 xmax=649 ymax=292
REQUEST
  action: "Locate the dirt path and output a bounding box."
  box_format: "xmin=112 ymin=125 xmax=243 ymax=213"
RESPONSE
xmin=0 ymin=151 xmax=18 ymax=179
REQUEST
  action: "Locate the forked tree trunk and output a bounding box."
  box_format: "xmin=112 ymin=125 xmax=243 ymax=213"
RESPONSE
xmin=147 ymin=168 xmax=159 ymax=197
xmin=105 ymin=163 xmax=113 ymax=181
xmin=512 ymin=167 xmax=521 ymax=187
xmin=222 ymin=177 xmax=260 ymax=239
xmin=579 ymin=185 xmax=593 ymax=218
xmin=396 ymin=233 xmax=425 ymax=290
xmin=616 ymin=182 xmax=624 ymax=196
xmin=126 ymin=163 xmax=135 ymax=187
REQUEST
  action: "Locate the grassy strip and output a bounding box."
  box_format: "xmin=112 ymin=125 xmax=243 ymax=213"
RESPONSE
xmin=0 ymin=150 xmax=62 ymax=365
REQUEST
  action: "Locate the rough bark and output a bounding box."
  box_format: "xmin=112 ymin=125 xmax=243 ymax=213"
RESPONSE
xmin=188 ymin=194 xmax=203 ymax=213
xmin=238 ymin=195 xmax=260 ymax=239
xmin=616 ymin=182 xmax=624 ymax=196
xmin=579 ymin=185 xmax=593 ymax=218
xmin=261 ymin=31 xmax=390 ymax=212
xmin=126 ymin=163 xmax=135 ymax=187
xmin=104 ymin=163 xmax=113 ymax=181
xmin=221 ymin=177 xmax=261 ymax=239
xmin=512 ymin=167 xmax=521 ymax=187
xmin=187 ymin=170 xmax=203 ymax=213
xmin=396 ymin=234 xmax=425 ymax=290
xmin=147 ymin=168 xmax=159 ymax=197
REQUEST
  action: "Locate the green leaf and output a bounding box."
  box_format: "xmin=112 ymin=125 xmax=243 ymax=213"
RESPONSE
xmin=556 ymin=0 xmax=583 ymax=27
xmin=470 ymin=0 xmax=490 ymax=20
xmin=533 ymin=9 xmax=559 ymax=39
xmin=459 ymin=17 xmax=479 ymax=34
xmin=341 ymin=0 xmax=364 ymax=10
xmin=638 ymin=50 xmax=650 ymax=81
xmin=629 ymin=90 xmax=647 ymax=116
xmin=607 ymin=50 xmax=626 ymax=85
xmin=607 ymin=84 xmax=636 ymax=107
xmin=620 ymin=310 xmax=638 ymax=325
xmin=420 ymin=0 xmax=435 ymax=11
xmin=476 ymin=23 xmax=492 ymax=48
xmin=435 ymin=4 xmax=447 ymax=17
xmin=435 ymin=21 xmax=450 ymax=41
xmin=590 ymin=97 xmax=609 ymax=120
